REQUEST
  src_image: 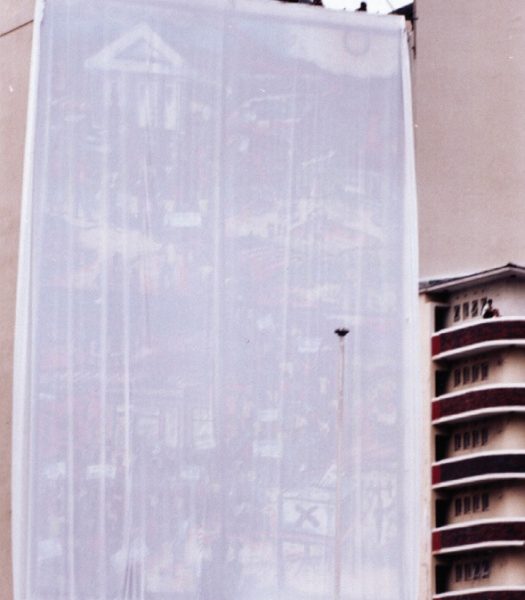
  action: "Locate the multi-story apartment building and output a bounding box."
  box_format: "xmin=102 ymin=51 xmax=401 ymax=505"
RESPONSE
xmin=421 ymin=264 xmax=525 ymax=598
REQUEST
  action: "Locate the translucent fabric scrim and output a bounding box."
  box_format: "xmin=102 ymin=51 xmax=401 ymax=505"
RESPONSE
xmin=14 ymin=1 xmax=418 ymax=598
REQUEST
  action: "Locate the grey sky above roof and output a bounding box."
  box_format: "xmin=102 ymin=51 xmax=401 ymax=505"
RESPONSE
xmin=323 ymin=0 xmax=410 ymax=13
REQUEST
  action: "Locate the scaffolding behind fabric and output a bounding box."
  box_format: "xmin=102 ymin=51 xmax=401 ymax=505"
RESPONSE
xmin=13 ymin=1 xmax=419 ymax=598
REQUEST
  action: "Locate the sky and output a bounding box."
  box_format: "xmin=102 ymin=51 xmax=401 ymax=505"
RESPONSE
xmin=322 ymin=0 xmax=409 ymax=14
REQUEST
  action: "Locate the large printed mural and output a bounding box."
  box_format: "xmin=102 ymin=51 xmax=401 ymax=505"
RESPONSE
xmin=14 ymin=1 xmax=418 ymax=598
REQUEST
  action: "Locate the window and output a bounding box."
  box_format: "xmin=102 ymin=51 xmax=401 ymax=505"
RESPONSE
xmin=481 ymin=428 xmax=489 ymax=445
xmin=457 ymin=492 xmax=487 ymax=515
xmin=453 ymin=305 xmax=461 ymax=322
xmin=455 ymin=427 xmax=487 ymax=451
xmin=481 ymin=559 xmax=490 ymax=578
xmin=453 ymin=362 xmax=489 ymax=388
xmin=454 ymin=497 xmax=462 ymax=516
xmin=463 ymin=302 xmax=469 ymax=319
xmin=472 ymin=299 xmax=479 ymax=317
xmin=472 ymin=429 xmax=480 ymax=447
xmin=473 ymin=561 xmax=481 ymax=579
xmin=481 ymin=362 xmax=489 ymax=380
xmin=458 ymin=559 xmax=490 ymax=584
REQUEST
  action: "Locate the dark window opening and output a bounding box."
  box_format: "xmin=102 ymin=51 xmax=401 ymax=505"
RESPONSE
xmin=454 ymin=497 xmax=462 ymax=516
xmin=481 ymin=428 xmax=489 ymax=445
xmin=473 ymin=561 xmax=481 ymax=579
xmin=435 ymin=370 xmax=448 ymax=396
xmin=435 ymin=564 xmax=449 ymax=595
xmin=463 ymin=302 xmax=469 ymax=319
xmin=453 ymin=305 xmax=460 ymax=322
xmin=435 ymin=498 xmax=448 ymax=528
xmin=481 ymin=363 xmax=489 ymax=380
xmin=435 ymin=306 xmax=449 ymax=332
xmin=481 ymin=559 xmax=490 ymax=578
xmin=436 ymin=434 xmax=449 ymax=461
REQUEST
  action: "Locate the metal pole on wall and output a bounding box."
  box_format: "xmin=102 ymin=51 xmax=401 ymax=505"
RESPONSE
xmin=334 ymin=328 xmax=349 ymax=600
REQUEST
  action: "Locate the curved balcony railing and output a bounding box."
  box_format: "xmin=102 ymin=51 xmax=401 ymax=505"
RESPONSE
xmin=432 ymin=452 xmax=525 ymax=488
xmin=432 ymin=318 xmax=525 ymax=360
xmin=433 ymin=519 xmax=525 ymax=553
xmin=434 ymin=588 xmax=525 ymax=599
xmin=432 ymin=386 xmax=525 ymax=423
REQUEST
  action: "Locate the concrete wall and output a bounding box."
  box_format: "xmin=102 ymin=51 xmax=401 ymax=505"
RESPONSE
xmin=448 ymin=549 xmax=525 ymax=591
xmin=443 ymin=350 xmax=525 ymax=394
xmin=414 ymin=0 xmax=525 ymax=279
xmin=0 ymin=1 xmax=35 ymax=597
xmin=447 ymin=482 xmax=525 ymax=525
xmin=444 ymin=281 xmax=525 ymax=329
xmin=444 ymin=353 xmax=497 ymax=394
xmin=499 ymin=350 xmax=525 ymax=382
xmin=446 ymin=415 xmax=525 ymax=457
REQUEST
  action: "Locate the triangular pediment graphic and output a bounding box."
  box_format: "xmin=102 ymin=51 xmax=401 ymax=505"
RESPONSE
xmin=85 ymin=23 xmax=184 ymax=75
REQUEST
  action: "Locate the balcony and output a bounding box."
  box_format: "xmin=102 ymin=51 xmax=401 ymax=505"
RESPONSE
xmin=432 ymin=318 xmax=525 ymax=361
xmin=432 ymin=385 xmax=525 ymax=424
xmin=433 ymin=519 xmax=525 ymax=554
xmin=433 ymin=452 xmax=525 ymax=488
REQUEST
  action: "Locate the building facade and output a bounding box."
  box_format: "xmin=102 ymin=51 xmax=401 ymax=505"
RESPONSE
xmin=421 ymin=264 xmax=525 ymax=598
xmin=414 ymin=0 xmax=525 ymax=278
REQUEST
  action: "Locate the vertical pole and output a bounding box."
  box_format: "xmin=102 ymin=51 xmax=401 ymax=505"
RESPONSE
xmin=334 ymin=328 xmax=349 ymax=600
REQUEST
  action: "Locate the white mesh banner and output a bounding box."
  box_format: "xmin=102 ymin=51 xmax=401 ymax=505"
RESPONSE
xmin=14 ymin=1 xmax=419 ymax=598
